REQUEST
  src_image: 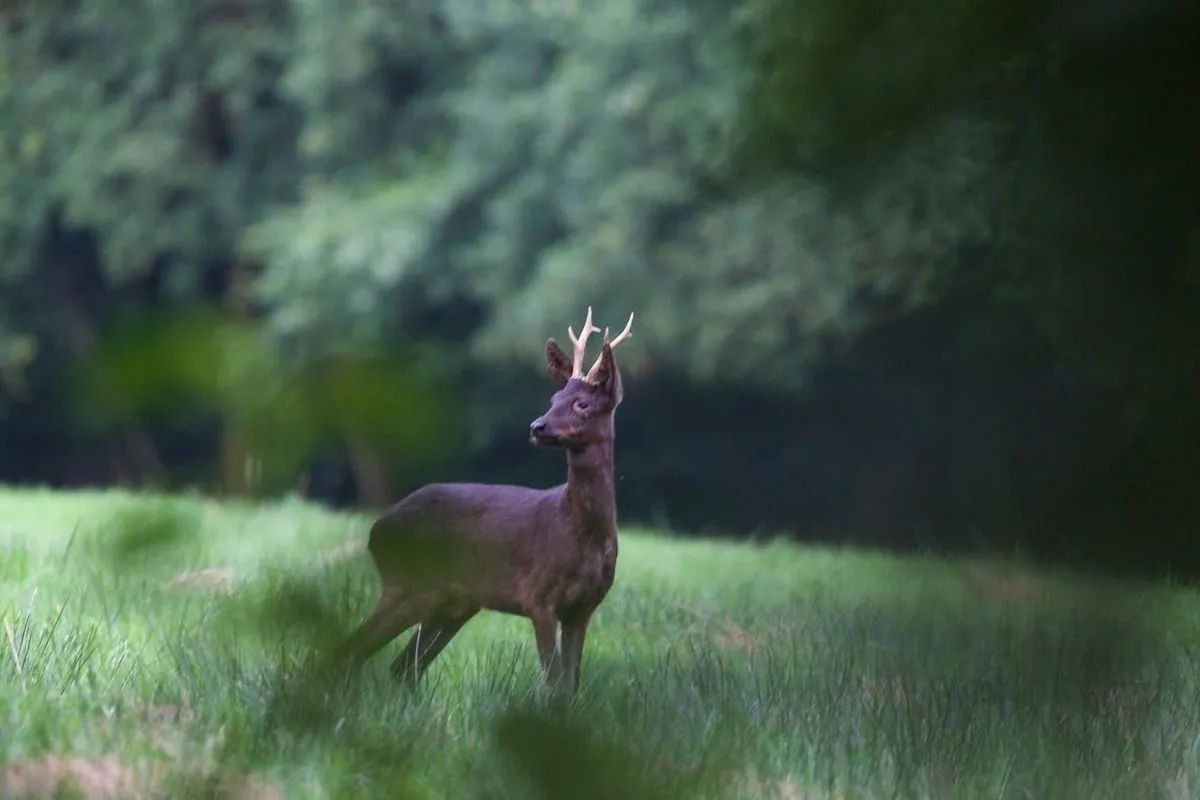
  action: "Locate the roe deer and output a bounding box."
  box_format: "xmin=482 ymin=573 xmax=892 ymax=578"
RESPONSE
xmin=333 ymin=307 xmax=634 ymax=697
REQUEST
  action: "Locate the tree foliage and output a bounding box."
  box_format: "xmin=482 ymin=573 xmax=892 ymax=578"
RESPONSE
xmin=0 ymin=0 xmax=296 ymax=290
xmin=0 ymin=0 xmax=1052 ymax=390
xmin=241 ymin=0 xmax=1018 ymax=399
xmin=738 ymin=0 xmax=1200 ymax=396
xmin=0 ymin=0 xmax=1196 ymax=511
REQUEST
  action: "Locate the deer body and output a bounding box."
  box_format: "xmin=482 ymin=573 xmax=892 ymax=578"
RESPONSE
xmin=334 ymin=308 xmax=632 ymax=696
xmin=369 ymin=468 xmax=617 ymax=619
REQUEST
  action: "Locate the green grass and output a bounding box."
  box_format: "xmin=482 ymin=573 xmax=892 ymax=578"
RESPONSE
xmin=1 ymin=487 xmax=1199 ymax=798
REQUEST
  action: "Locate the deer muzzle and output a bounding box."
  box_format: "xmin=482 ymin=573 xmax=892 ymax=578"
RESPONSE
xmin=529 ymin=417 xmax=561 ymax=446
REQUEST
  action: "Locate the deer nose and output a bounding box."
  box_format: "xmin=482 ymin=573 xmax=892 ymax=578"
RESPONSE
xmin=530 ymin=419 xmax=547 ymax=436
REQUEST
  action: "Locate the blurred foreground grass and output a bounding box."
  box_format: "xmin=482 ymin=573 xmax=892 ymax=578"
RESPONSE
xmin=1 ymin=487 xmax=1199 ymax=798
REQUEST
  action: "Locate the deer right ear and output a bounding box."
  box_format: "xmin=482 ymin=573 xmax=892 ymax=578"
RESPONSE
xmin=592 ymin=342 xmax=624 ymax=405
xmin=545 ymin=339 xmax=572 ymax=389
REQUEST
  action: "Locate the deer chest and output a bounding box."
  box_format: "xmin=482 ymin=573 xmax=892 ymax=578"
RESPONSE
xmin=555 ymin=537 xmax=618 ymax=615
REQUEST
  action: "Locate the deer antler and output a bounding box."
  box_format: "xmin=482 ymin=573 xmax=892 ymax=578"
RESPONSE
xmin=567 ymin=307 xmax=602 ymax=379
xmin=586 ymin=311 xmax=634 ymax=382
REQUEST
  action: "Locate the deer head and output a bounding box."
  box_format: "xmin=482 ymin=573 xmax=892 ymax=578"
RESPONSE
xmin=529 ymin=306 xmax=635 ymax=449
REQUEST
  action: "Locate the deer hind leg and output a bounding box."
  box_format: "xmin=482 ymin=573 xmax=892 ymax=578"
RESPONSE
xmin=390 ymin=605 xmax=479 ymax=688
xmin=331 ymin=588 xmax=427 ymax=672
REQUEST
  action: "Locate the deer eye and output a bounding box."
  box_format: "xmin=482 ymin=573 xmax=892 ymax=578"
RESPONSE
xmin=573 ymin=399 xmax=591 ymax=414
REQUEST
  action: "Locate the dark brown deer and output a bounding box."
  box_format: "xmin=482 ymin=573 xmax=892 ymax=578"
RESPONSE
xmin=332 ymin=307 xmax=634 ymax=697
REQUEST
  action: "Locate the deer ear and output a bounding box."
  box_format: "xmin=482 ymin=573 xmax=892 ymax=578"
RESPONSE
xmin=593 ymin=343 xmax=624 ymax=405
xmin=545 ymin=339 xmax=571 ymax=389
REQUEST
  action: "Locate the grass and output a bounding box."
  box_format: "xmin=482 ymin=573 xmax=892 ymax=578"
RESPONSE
xmin=1 ymin=487 xmax=1199 ymax=798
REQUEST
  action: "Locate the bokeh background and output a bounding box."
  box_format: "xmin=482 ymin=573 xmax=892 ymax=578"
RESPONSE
xmin=1 ymin=0 xmax=1197 ymax=577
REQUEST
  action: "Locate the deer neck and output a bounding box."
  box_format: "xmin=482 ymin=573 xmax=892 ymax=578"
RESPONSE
xmin=563 ymin=440 xmax=616 ymax=537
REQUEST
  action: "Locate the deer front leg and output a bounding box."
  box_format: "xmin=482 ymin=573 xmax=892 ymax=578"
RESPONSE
xmin=530 ymin=611 xmax=564 ymax=691
xmin=560 ymin=614 xmax=592 ymax=698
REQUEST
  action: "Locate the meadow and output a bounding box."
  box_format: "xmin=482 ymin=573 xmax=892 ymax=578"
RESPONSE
xmin=1 ymin=487 xmax=1198 ymax=798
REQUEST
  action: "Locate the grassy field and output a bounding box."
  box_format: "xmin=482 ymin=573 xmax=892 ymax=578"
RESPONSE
xmin=1 ymin=488 xmax=1199 ymax=798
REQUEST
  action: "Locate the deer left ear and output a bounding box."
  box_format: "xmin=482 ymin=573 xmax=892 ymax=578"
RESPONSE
xmin=592 ymin=343 xmax=624 ymax=405
xmin=545 ymin=339 xmax=572 ymax=390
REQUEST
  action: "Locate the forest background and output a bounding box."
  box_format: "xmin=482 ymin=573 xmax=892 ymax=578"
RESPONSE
xmin=0 ymin=0 xmax=1197 ymax=577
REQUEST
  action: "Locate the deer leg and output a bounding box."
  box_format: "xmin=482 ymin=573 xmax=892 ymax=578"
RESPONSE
xmin=530 ymin=612 xmax=563 ymax=690
xmin=390 ymin=607 xmax=478 ymax=687
xmin=560 ymin=614 xmax=592 ymax=698
xmin=331 ymin=591 xmax=426 ymax=672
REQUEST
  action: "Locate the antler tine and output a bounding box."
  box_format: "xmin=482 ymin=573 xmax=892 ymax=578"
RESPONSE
xmin=606 ymin=311 xmax=635 ymax=349
xmin=567 ymin=306 xmax=602 ymax=379
xmin=586 ymin=311 xmax=634 ymax=382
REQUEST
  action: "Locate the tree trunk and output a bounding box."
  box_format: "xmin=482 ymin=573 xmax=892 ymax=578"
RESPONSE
xmin=60 ymin=296 xmax=164 ymax=487
xmin=346 ymin=435 xmax=390 ymax=510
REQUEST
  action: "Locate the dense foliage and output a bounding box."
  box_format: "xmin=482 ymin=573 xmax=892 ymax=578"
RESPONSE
xmin=0 ymin=0 xmax=1196 ymax=566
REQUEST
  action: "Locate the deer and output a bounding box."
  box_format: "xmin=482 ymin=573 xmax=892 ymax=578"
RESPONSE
xmin=331 ymin=307 xmax=635 ymax=698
